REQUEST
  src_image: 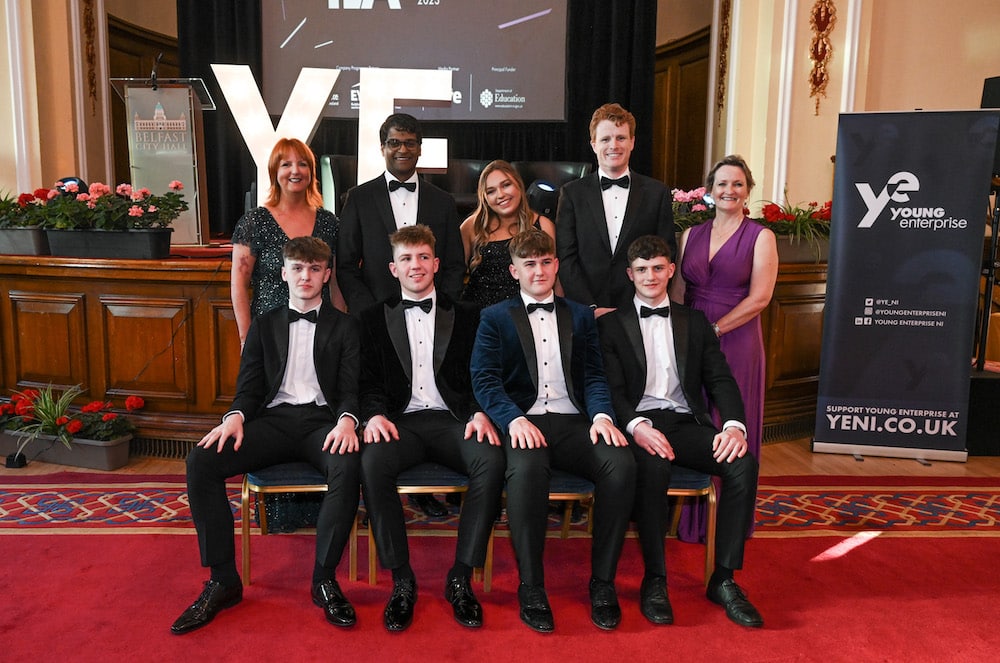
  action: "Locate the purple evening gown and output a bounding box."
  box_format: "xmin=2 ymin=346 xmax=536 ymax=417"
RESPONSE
xmin=678 ymin=217 xmax=765 ymax=541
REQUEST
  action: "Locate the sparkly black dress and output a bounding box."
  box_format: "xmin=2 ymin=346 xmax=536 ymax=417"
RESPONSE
xmin=461 ymin=220 xmax=540 ymax=308
xmin=231 ymin=206 xmax=339 ymax=316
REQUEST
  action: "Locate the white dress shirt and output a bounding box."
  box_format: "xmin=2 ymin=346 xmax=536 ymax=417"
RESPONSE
xmin=626 ymin=295 xmax=745 ymax=436
xmin=385 ymin=172 xmax=418 ymax=229
xmin=521 ymin=293 xmax=578 ymax=415
xmin=402 ymin=290 xmax=449 ymax=413
xmin=598 ymin=167 xmax=630 ymax=253
xmin=270 ymin=304 xmax=327 ymax=408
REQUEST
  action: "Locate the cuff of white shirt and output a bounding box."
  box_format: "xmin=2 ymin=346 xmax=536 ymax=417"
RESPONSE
xmin=626 ymin=416 xmax=652 ymax=436
xmin=339 ymin=412 xmax=360 ymax=429
xmin=222 ymin=410 xmax=244 ymax=424
xmin=593 ymin=412 xmax=613 ymax=425
xmin=721 ymin=420 xmax=747 ymax=436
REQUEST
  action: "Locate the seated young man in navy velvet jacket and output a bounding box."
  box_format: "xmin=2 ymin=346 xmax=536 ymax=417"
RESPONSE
xmin=471 ymin=228 xmax=636 ymax=633
xmin=598 ymin=234 xmax=763 ymax=629
xmin=172 ymin=236 xmax=362 ymax=635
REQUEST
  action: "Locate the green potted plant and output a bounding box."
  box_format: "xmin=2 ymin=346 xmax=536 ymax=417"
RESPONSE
xmin=1 ymin=385 xmax=144 ymax=469
xmin=0 ymin=190 xmax=50 ymax=255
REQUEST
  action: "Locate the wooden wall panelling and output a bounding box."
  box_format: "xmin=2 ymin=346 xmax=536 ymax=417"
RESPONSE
xmin=0 ymin=256 xmax=237 ymax=442
xmin=761 ymin=263 xmax=828 ymax=440
xmin=652 ymin=28 xmax=710 ymax=190
xmin=99 ymin=295 xmax=193 ymax=402
xmin=6 ymin=291 xmax=89 ymax=390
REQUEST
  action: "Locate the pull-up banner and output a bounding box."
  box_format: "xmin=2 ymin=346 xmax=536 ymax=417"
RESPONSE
xmin=814 ymin=110 xmax=1000 ymax=461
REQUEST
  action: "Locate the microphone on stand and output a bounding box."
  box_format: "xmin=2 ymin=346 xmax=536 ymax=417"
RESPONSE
xmin=150 ymin=52 xmax=163 ymax=91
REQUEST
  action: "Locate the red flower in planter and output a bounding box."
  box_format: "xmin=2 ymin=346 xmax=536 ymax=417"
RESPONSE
xmin=125 ymin=396 xmax=145 ymax=411
xmin=66 ymin=419 xmax=84 ymax=434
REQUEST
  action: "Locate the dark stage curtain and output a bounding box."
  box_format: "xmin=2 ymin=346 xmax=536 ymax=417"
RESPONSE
xmin=178 ymin=1 xmax=656 ymax=236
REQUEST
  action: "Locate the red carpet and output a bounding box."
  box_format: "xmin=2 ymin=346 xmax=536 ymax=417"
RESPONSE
xmin=2 ymin=532 xmax=998 ymax=662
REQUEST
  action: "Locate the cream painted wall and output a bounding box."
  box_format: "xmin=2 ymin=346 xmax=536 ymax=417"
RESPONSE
xmin=104 ymin=0 xmax=176 ymax=36
xmin=0 ymin=2 xmax=15 ymax=195
xmin=724 ymin=0 xmax=1000 ymax=210
xmin=863 ymin=0 xmax=998 ymax=111
xmin=32 ymin=0 xmax=77 ymax=188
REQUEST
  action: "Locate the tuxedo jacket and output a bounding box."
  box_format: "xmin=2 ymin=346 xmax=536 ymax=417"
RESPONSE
xmin=231 ymin=301 xmax=360 ymax=423
xmin=471 ymin=295 xmax=616 ymax=432
xmin=555 ymin=171 xmax=676 ymax=308
xmin=336 ymin=175 xmax=465 ymax=312
xmin=358 ymin=293 xmax=481 ymax=423
xmin=597 ymin=302 xmax=745 ymax=429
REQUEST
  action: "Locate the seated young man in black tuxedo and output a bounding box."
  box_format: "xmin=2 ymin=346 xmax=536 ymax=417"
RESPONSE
xmin=172 ymin=236 xmax=362 ymax=635
xmin=358 ymin=224 xmax=505 ymax=631
xmin=471 ymin=228 xmax=636 ymax=633
xmin=597 ymin=235 xmax=763 ymax=628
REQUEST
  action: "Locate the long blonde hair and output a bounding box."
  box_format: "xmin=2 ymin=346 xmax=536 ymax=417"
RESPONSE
xmin=467 ymin=160 xmax=536 ymax=272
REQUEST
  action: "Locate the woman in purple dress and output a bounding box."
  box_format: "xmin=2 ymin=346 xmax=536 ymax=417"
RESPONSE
xmin=672 ymin=155 xmax=778 ymax=541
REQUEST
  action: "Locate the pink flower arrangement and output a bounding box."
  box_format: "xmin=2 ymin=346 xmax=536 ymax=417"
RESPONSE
xmin=0 ymin=180 xmax=187 ymax=230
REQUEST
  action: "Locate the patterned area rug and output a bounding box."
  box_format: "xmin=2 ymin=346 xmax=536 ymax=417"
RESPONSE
xmin=2 ymin=473 xmax=998 ymax=537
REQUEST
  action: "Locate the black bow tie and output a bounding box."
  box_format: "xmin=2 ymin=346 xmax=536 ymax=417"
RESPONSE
xmin=388 ymin=180 xmax=416 ymax=192
xmin=640 ymin=305 xmax=670 ymax=319
xmin=288 ymin=309 xmax=318 ymax=324
xmin=600 ymin=175 xmax=630 ymax=191
xmin=527 ymin=302 xmax=554 ymax=313
xmin=401 ymin=298 xmax=432 ymax=313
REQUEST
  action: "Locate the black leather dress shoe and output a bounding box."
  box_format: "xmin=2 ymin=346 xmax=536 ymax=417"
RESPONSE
xmin=409 ymin=494 xmax=448 ymax=517
xmin=588 ymin=578 xmax=622 ymax=630
xmin=445 ymin=576 xmax=483 ymax=628
xmin=170 ymin=580 xmax=242 ymax=635
xmin=639 ymin=575 xmax=674 ymax=625
xmin=517 ymin=583 xmax=554 ymax=633
xmin=707 ymin=579 xmax=764 ymax=628
xmin=312 ymin=579 xmax=356 ymax=627
xmin=384 ymin=577 xmax=417 ymax=631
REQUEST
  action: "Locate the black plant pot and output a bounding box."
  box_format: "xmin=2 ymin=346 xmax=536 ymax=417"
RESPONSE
xmin=5 ymin=452 xmax=27 ymax=468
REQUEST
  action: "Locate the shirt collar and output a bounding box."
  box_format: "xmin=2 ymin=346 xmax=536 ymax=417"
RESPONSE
xmin=384 ymin=171 xmax=419 ymax=187
xmin=597 ymin=167 xmax=631 ymax=181
xmin=520 ymin=291 xmax=555 ymax=308
xmin=633 ymin=294 xmax=669 ymax=317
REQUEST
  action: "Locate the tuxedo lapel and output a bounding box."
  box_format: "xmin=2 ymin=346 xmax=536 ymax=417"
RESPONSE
xmin=374 ymin=180 xmax=397 ymax=235
xmin=621 ymin=305 xmax=648 ymax=384
xmin=583 ymin=175 xmax=613 ymax=256
xmin=433 ymin=298 xmax=454 ymax=375
xmin=273 ymin=308 xmax=292 ymax=374
xmin=671 ymin=306 xmax=691 ymax=386
xmin=384 ymin=302 xmax=413 ymax=384
xmin=616 ymin=174 xmax=645 ymax=258
xmin=555 ymin=299 xmax=575 ymax=397
xmin=509 ymin=301 xmax=538 ymax=390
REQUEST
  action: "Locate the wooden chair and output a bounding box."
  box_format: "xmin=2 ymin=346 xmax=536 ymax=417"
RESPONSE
xmin=547 ymin=469 xmax=596 ymax=538
xmin=667 ymin=465 xmax=718 ymax=585
xmin=367 ymin=461 xmax=494 ymax=591
xmin=240 ymin=462 xmax=357 ymax=587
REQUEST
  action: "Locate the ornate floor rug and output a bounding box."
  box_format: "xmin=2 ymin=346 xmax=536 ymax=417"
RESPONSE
xmin=2 ymin=472 xmax=997 ymax=537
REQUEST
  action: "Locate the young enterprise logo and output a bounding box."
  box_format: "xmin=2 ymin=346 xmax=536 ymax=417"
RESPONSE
xmin=855 ymin=171 xmax=968 ymax=231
